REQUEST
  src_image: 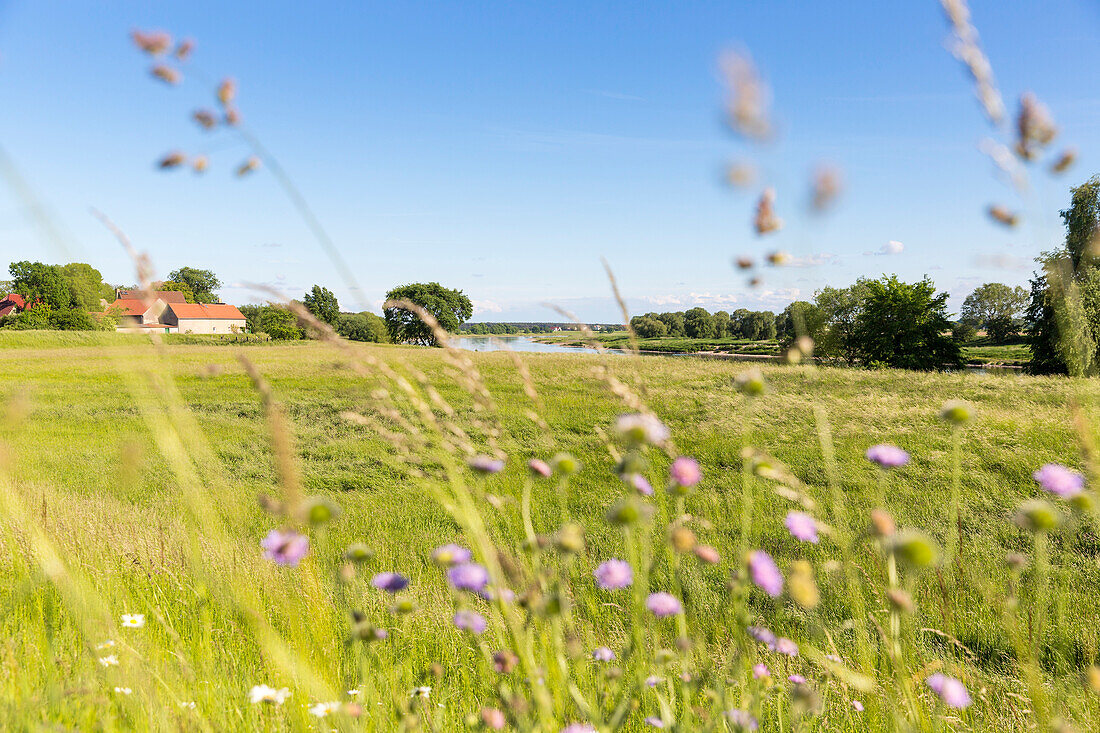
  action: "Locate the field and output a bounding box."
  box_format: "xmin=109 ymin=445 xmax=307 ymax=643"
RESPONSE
xmin=0 ymin=331 xmax=1097 ymax=730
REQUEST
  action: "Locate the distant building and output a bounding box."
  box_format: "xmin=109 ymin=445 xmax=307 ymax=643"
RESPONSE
xmin=107 ymin=291 xmax=246 ymax=334
xmin=0 ymin=293 xmax=26 ymax=317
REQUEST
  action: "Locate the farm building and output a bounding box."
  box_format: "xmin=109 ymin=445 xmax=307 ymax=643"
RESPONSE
xmin=108 ymin=291 xmax=246 ymax=334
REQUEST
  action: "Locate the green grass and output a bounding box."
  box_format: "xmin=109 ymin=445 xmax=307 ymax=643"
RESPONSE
xmin=962 ymin=341 xmax=1032 ymax=366
xmin=539 ymin=331 xmax=782 ymax=355
xmin=0 ymin=330 xmax=1096 ymax=730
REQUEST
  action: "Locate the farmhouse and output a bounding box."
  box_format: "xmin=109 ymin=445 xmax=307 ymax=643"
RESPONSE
xmin=0 ymin=293 xmax=26 ymax=317
xmin=108 ymin=290 xmax=246 ymax=334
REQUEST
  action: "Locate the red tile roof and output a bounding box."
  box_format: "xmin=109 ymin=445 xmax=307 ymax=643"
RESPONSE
xmin=6 ymin=293 xmax=24 ymax=308
xmin=167 ymin=302 xmax=246 ymax=320
xmin=117 ymin=289 xmax=187 ymax=303
xmin=108 ymin=299 xmax=149 ymax=316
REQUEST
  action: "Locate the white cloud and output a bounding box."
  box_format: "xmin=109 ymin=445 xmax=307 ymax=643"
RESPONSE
xmin=864 ymin=240 xmax=904 ymax=256
xmin=787 ymin=253 xmax=839 ymax=267
xmin=640 ymin=289 xmax=800 ymax=311
xmin=472 ymin=299 xmax=504 ymax=314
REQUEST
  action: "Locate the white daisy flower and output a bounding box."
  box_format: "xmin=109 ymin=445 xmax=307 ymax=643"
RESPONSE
xmin=121 ymin=614 xmax=145 ymax=628
xmin=95 ymin=640 xmax=115 ymax=650
xmin=98 ymin=655 xmax=119 ymax=667
xmin=249 ymin=685 xmax=291 ymax=705
xmin=308 ymin=701 xmax=341 ymax=718
xmin=179 ymin=701 xmax=197 ymax=709
xmin=411 ymin=686 xmax=431 ymax=699
xmin=347 ymin=689 xmax=360 ymax=696
xmin=114 ymin=687 xmax=132 ymax=695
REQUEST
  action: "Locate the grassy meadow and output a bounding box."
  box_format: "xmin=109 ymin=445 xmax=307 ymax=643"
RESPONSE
xmin=0 ymin=330 xmax=1098 ymax=730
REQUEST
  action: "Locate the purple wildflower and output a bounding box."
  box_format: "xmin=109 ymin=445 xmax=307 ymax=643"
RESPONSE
xmin=447 ymin=563 xmax=489 ymax=592
xmin=645 ymin=717 xmax=665 ymax=729
xmin=646 ymin=592 xmax=682 ymax=617
xmin=469 ymin=455 xmax=505 ymax=474
xmin=371 ymin=572 xmax=409 ymax=592
xmin=669 ymin=457 xmax=701 ymax=488
xmin=561 ymin=725 xmax=596 ymax=733
xmin=645 ymin=675 xmax=661 ymax=688
xmin=788 ymin=674 xmax=806 ymax=685
xmin=748 ymin=550 xmax=784 ymax=597
xmin=1033 ymin=463 xmax=1084 ymax=498
xmin=726 ymin=710 xmax=759 ymax=730
xmin=478 ymin=586 xmax=515 ymax=603
xmin=613 ymin=413 xmax=670 ymax=446
xmin=748 ymin=626 xmax=776 ymax=649
xmin=261 ymin=529 xmax=309 ymax=567
xmin=784 ymin=511 xmax=819 ymax=544
xmin=625 ymin=473 xmax=654 ymax=496
xmin=592 ymin=646 xmax=615 ymax=662
xmin=865 ymin=444 xmax=910 ymax=468
xmin=925 ymin=673 xmax=971 ymax=709
xmin=775 ymin=638 xmax=799 ymax=657
xmin=594 ymin=559 xmax=633 ymax=590
xmin=431 ymin=544 xmax=471 ymax=566
xmin=852 ymin=700 xmax=864 ymax=712
xmin=752 ymin=663 xmax=770 ymax=678
xmin=453 ymin=610 xmax=487 ymax=634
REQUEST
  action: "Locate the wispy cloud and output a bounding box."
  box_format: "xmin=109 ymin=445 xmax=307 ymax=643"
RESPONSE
xmin=864 ymin=240 xmax=904 ymax=256
xmin=472 ymin=299 xmax=503 ymax=314
xmin=787 ymin=253 xmax=840 ymax=267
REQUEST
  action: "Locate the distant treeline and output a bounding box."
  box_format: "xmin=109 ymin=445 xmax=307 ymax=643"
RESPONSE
xmin=459 ymin=322 xmax=626 ymax=334
xmin=630 ymin=308 xmax=779 ymax=340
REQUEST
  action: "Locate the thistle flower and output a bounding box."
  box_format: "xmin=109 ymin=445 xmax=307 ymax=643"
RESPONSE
xmin=453 ymin=610 xmax=487 ymax=634
xmin=594 ymin=559 xmax=633 ymax=590
xmin=646 ymin=592 xmax=682 ymax=617
xmin=249 ymin=685 xmax=291 ymax=704
xmin=645 ymin=718 xmax=665 ymax=729
xmin=726 ymin=709 xmax=759 ymax=731
xmin=121 ymin=614 xmax=145 ymax=628
xmin=613 ymin=413 xmax=670 ymax=447
xmin=98 ymin=655 xmax=119 ymax=667
xmin=371 ymin=572 xmax=409 ymax=592
xmin=788 ymin=674 xmax=806 ymax=684
xmin=261 ymin=529 xmax=309 ymax=567
xmin=592 ymin=646 xmax=615 ymax=662
xmin=865 ymin=444 xmax=909 ymax=468
xmin=432 ymin=544 xmax=472 ymax=566
xmin=752 ymin=663 xmax=770 ymax=678
xmin=1032 ymin=463 xmax=1084 ymax=498
xmin=469 ymin=454 xmax=504 ymax=474
xmin=925 ymin=673 xmax=972 ymax=709
xmin=669 ymin=456 xmax=701 ymax=489
xmin=748 ymin=550 xmax=784 ymax=597
xmin=447 ymin=562 xmax=489 ymax=592
xmin=192 ymin=156 xmax=209 ymax=173
xmin=492 ymin=649 xmax=518 ymax=673
xmin=748 ymin=625 xmax=776 ymax=649
xmin=852 ymin=700 xmax=865 ymax=712
xmin=217 ymin=77 xmax=237 ymax=106
xmin=694 ymin=544 xmax=721 ymax=564
xmin=174 ymin=39 xmax=194 ymax=61
xmin=528 ymin=458 xmax=551 ymax=478
xmin=669 ymin=526 xmax=696 ymax=553
xmin=775 ymin=638 xmax=799 ymax=657
xmin=784 ymin=511 xmax=819 ymax=543
xmin=626 ymin=473 xmax=654 ymax=496
xmin=1051 ymin=148 xmax=1077 ymax=174
xmin=551 ymin=452 xmax=581 ymax=475
xmin=481 ymin=708 xmax=506 ymax=730
xmin=754 ymin=188 xmax=783 ymax=235
xmin=150 ymin=65 xmax=181 ymax=85
xmin=560 ymin=725 xmax=596 ymax=733
xmin=224 ymin=107 xmax=241 ymax=126
xmin=309 ymin=702 xmax=341 ymax=717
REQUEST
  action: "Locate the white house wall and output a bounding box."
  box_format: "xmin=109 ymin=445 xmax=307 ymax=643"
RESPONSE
xmin=173 ymin=318 xmax=246 ymax=334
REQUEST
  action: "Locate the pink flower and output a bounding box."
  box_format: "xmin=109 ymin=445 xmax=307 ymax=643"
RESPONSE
xmin=748 ymin=550 xmax=784 ymax=597
xmin=925 ymin=673 xmax=972 ymax=709
xmin=453 ymin=610 xmax=487 ymax=634
xmin=784 ymin=511 xmax=819 ymax=543
xmin=1033 ymin=463 xmax=1084 ymax=498
xmin=261 ymin=529 xmax=309 ymax=567
xmin=865 ymin=444 xmax=909 ymax=468
xmin=788 ymin=674 xmax=806 ymax=684
xmin=752 ymin=663 xmax=770 ymax=678
xmin=669 ymin=457 xmax=701 ymax=488
xmin=594 ymin=559 xmax=633 ymax=590
xmin=646 ymin=592 xmax=682 ymax=617
xmin=528 ymin=459 xmax=552 ymax=478
xmin=775 ymin=638 xmax=799 ymax=657
xmin=852 ymin=700 xmax=864 ymax=712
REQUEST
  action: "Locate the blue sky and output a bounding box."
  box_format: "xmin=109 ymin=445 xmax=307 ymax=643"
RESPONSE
xmin=1 ymin=1 xmax=1098 ymax=321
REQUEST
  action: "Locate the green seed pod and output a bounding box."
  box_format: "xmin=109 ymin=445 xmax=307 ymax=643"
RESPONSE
xmin=940 ymin=400 xmax=971 ymax=425
xmin=616 ymin=451 xmax=648 ymax=477
xmin=344 ymin=543 xmax=374 ymax=563
xmin=304 ymin=496 xmax=341 ymax=526
xmin=1015 ymin=499 xmax=1060 ymax=532
xmin=390 ymin=598 xmax=416 ymax=615
xmin=1070 ymin=492 xmax=1095 ymax=513
xmin=551 ymin=452 xmax=581 ymax=476
xmin=888 ymin=530 xmax=940 ymax=569
xmin=735 ymin=369 xmax=766 ymax=397
xmin=606 ymin=498 xmax=652 ymax=526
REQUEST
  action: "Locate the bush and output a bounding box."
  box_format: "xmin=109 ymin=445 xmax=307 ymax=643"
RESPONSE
xmin=952 ymin=321 xmax=978 ymax=343
xmin=850 ymin=275 xmax=963 ymax=370
xmin=335 ymin=312 xmax=390 ymax=343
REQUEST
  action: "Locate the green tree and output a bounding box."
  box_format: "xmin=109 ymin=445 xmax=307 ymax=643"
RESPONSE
xmin=729 ymin=309 xmax=752 ymax=338
xmin=712 ymin=310 xmax=731 ymax=338
xmin=158 ymin=280 xmax=197 ymax=303
xmin=813 ymin=278 xmax=874 ymax=361
xmin=9 ymin=261 xmax=73 ymax=310
xmin=850 ymin=275 xmax=963 ymax=370
xmin=335 ymin=312 xmax=390 ymax=343
xmin=167 ymin=267 xmax=222 ymax=303
xmin=656 ymin=312 xmax=686 ymax=337
xmin=741 ymin=311 xmax=777 ymax=340
xmin=630 ymin=315 xmax=668 ymax=338
xmin=59 ymin=263 xmax=114 ymax=311
xmin=383 ymin=282 xmax=473 ymax=346
xmin=683 ymin=307 xmax=716 ymax=339
xmin=303 ymin=285 xmax=340 ymax=325
xmin=959 ymin=282 xmax=1028 ymax=342
xmin=778 ymin=301 xmax=826 ymax=345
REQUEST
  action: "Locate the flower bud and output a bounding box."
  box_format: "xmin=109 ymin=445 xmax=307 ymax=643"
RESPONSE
xmin=554 ymin=523 xmax=585 ymax=554
xmin=390 ymin=598 xmax=416 ymax=615
xmin=1070 ymin=492 xmax=1095 ymax=513
xmin=606 ymin=497 xmax=652 ymax=526
xmin=886 ymin=588 xmax=914 ymax=613
xmin=1015 ymin=499 xmax=1060 ymax=532
xmin=693 ymin=544 xmax=721 ymax=564
xmin=735 ymin=369 xmax=766 ymax=397
xmin=870 ymin=509 xmax=896 ymax=538
xmin=616 ymin=451 xmax=649 ymax=477
xmin=1005 ymin=552 xmax=1029 ymax=571
xmin=669 ymin=526 xmax=696 ymax=553
xmin=551 ymin=452 xmax=581 ymax=476
xmin=344 ymin=543 xmax=374 ymax=563
xmin=940 ymin=400 xmax=971 ymax=425
xmin=888 ymin=530 xmax=939 ymax=569
xmin=304 ymin=496 xmax=341 ymax=526
xmin=787 ymin=560 xmax=819 ymax=609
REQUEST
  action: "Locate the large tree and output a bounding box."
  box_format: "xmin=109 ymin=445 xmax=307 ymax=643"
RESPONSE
xmin=59 ymin=263 xmax=114 ymax=311
xmin=778 ymin=300 xmax=826 ymax=345
xmin=812 ymin=278 xmax=874 ymax=361
xmin=335 ymin=312 xmax=390 ymax=343
xmin=167 ymin=267 xmax=222 ymax=303
xmin=303 ymin=285 xmax=339 ymax=325
xmin=383 ymin=282 xmax=473 ymax=346
xmin=683 ymin=307 xmax=716 ymax=339
xmin=849 ymin=275 xmax=963 ymax=370
xmin=9 ymin=261 xmax=73 ymax=310
xmin=959 ymin=282 xmax=1028 ymax=342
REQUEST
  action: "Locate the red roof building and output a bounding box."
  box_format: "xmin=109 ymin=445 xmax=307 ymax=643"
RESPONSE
xmin=0 ymin=293 xmax=26 ymax=317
